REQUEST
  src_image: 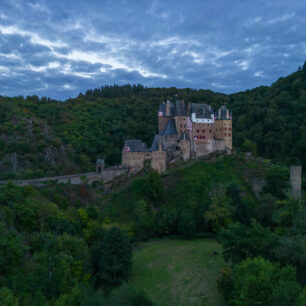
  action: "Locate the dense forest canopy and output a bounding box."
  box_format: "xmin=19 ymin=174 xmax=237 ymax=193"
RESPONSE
xmin=0 ymin=65 xmax=305 ymax=179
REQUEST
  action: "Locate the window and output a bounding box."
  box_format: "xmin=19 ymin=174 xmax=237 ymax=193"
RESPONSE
xmin=223 ymin=127 xmax=227 ymax=131
xmin=202 ymin=130 xmax=205 ymax=133
xmin=180 ymin=124 xmax=182 ymax=128
xmin=204 ymin=135 xmax=206 ymax=139
xmin=209 ymin=130 xmax=212 ymax=133
xmin=224 ymin=133 xmax=227 ymax=136
xmin=197 ymin=129 xmax=199 ymax=133
xmin=229 ymin=133 xmax=231 ymax=136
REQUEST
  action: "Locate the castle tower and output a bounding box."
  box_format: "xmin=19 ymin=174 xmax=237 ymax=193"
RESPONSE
xmin=96 ymin=158 xmax=105 ymax=173
xmin=151 ymin=135 xmax=166 ymax=173
xmin=213 ymin=106 xmax=232 ymax=150
xmin=158 ymin=100 xmax=174 ymax=134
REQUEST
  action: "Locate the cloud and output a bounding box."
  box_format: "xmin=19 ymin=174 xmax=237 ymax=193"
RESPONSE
xmin=267 ymin=12 xmax=295 ymax=24
xmin=0 ymin=0 xmax=305 ymax=99
xmin=0 ymin=24 xmax=66 ymax=49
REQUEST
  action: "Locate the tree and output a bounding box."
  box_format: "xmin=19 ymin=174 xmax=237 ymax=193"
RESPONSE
xmin=0 ymin=288 xmax=19 ymax=306
xmin=0 ymin=226 xmax=27 ymax=276
xmin=219 ymin=219 xmax=278 ymax=264
xmin=241 ymin=139 xmax=257 ymax=154
xmin=302 ymin=61 xmax=306 ymax=72
xmin=263 ymin=165 xmax=289 ymax=198
xmin=133 ymin=199 xmax=154 ymax=240
xmin=227 ymin=257 xmax=302 ymax=306
xmin=91 ymin=227 xmax=132 ymax=286
xmin=108 ymin=283 xmax=155 ymax=306
xmin=177 ymin=211 xmax=196 ymax=237
xmin=141 ymin=171 xmax=165 ymax=203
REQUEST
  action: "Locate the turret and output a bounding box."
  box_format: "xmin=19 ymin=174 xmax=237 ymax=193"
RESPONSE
xmin=96 ymin=158 xmax=105 ymax=173
xmin=214 ymin=106 xmax=232 ymax=150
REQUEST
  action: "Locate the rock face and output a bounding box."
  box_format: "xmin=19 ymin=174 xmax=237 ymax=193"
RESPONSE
xmin=0 ymin=116 xmax=78 ymax=179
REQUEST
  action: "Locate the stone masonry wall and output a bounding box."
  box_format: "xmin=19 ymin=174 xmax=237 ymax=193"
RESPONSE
xmin=0 ymin=168 xmax=128 ymax=187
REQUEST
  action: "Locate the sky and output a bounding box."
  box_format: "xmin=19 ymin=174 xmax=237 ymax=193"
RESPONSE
xmin=0 ymin=0 xmax=305 ymax=100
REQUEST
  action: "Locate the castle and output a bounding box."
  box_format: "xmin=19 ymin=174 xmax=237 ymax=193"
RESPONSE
xmin=122 ymin=100 xmax=232 ymax=173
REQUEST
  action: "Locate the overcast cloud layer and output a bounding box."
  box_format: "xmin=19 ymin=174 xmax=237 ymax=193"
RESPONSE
xmin=0 ymin=0 xmax=305 ymax=99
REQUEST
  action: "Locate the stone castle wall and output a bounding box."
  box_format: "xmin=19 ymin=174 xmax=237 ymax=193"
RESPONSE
xmin=151 ymin=151 xmax=166 ymax=173
xmin=0 ymin=168 xmax=128 ymax=187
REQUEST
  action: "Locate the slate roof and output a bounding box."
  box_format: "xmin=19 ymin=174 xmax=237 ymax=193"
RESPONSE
xmin=158 ymin=101 xmax=175 ymax=116
xmin=158 ymin=103 xmax=166 ymax=114
xmin=175 ymin=100 xmax=187 ymax=116
xmin=124 ymin=140 xmax=148 ymax=152
xmin=161 ymin=118 xmax=178 ymax=136
xmin=217 ymin=106 xmax=232 ymax=119
xmin=150 ymin=135 xmax=165 ymax=151
xmin=159 ymin=100 xmax=188 ymax=116
xmin=190 ymin=103 xmax=213 ymax=119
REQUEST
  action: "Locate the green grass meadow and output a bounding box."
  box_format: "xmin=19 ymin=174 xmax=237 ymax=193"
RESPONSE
xmin=130 ymin=239 xmax=227 ymax=306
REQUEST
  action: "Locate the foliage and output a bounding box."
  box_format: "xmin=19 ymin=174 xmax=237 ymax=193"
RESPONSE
xmin=108 ymin=283 xmax=155 ymax=306
xmin=219 ymin=219 xmax=278 ymax=264
xmin=141 ymin=171 xmax=165 ymax=203
xmin=91 ymin=227 xmax=132 ymax=286
xmin=1 ymin=67 xmax=306 ymax=178
xmin=264 ymin=165 xmax=289 ymax=198
xmin=226 ymin=257 xmax=303 ymax=306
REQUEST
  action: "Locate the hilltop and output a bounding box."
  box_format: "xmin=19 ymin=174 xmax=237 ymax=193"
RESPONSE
xmin=0 ymin=65 xmax=305 ymax=179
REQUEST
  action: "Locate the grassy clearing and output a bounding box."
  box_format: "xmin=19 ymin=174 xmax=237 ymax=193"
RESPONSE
xmin=130 ymin=239 xmax=227 ymax=306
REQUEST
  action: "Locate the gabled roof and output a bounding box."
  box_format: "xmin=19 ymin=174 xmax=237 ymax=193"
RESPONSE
xmin=150 ymin=135 xmax=165 ymax=151
xmin=190 ymin=103 xmax=213 ymax=119
xmin=217 ymin=106 xmax=232 ymax=119
xmin=124 ymin=140 xmax=147 ymax=152
xmin=161 ymin=118 xmax=178 ymax=135
xmin=158 ymin=101 xmax=175 ymax=116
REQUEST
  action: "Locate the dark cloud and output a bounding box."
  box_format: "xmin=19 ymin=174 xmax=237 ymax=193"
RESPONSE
xmin=0 ymin=0 xmax=305 ymax=99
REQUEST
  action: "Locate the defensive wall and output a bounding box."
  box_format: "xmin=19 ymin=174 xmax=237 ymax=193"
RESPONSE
xmin=0 ymin=167 xmax=128 ymax=187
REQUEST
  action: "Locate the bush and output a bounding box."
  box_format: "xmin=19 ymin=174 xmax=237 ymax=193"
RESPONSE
xmin=219 ymin=257 xmax=303 ymax=306
xmin=108 ymin=283 xmax=155 ymax=306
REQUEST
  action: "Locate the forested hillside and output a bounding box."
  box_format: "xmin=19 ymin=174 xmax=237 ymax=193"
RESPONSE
xmin=0 ymin=156 xmax=304 ymax=304
xmin=0 ymin=64 xmax=305 ymax=179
